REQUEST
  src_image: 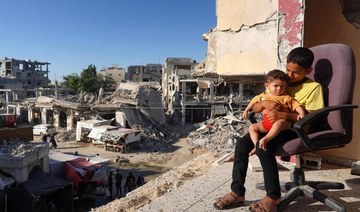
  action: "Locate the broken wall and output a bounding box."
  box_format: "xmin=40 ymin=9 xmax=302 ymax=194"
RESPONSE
xmin=194 ymin=0 xmax=307 ymax=78
xmin=113 ymin=82 xmax=165 ymax=124
xmin=115 ymin=111 xmax=127 ymax=127
xmin=137 ymin=85 xmax=165 ymax=124
xmin=199 ymin=0 xmax=279 ymax=77
xmin=304 ymin=0 xmax=360 ymax=161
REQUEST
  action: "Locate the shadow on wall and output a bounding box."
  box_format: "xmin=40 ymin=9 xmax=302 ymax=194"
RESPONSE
xmin=342 ymin=0 xmax=360 ymax=29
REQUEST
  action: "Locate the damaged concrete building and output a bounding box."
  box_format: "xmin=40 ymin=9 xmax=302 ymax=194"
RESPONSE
xmin=98 ymin=64 xmax=126 ymax=84
xmin=0 ymin=58 xmax=51 ymax=98
xmin=32 ymin=96 xmax=90 ymax=129
xmin=127 ymin=64 xmax=162 ymax=83
xmin=161 ymin=58 xmax=199 ymax=123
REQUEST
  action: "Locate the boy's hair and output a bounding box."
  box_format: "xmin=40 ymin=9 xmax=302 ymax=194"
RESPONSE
xmin=286 ymin=47 xmax=314 ymax=68
xmin=265 ymin=69 xmax=289 ymax=83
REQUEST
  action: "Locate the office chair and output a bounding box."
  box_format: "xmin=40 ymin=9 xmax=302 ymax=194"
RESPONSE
xmin=252 ymin=43 xmax=358 ymax=212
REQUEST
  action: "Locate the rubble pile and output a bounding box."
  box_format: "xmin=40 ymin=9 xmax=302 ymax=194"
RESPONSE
xmin=0 ymin=141 xmax=48 ymax=157
xmin=55 ymin=129 xmax=76 ymax=142
xmin=140 ymin=124 xmax=177 ymax=145
xmin=187 ymin=112 xmax=252 ymax=152
xmin=109 ymin=82 xmax=161 ymax=103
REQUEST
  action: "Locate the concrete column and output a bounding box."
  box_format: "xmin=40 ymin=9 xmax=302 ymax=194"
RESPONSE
xmin=41 ymin=108 xmax=47 ymax=124
xmin=28 ymin=107 xmax=34 ymax=124
xmin=181 ymin=82 xmax=186 ymax=125
xmin=239 ymin=83 xmax=245 ymax=110
xmin=67 ymin=110 xmax=74 ymax=131
xmin=196 ymin=87 xmax=201 ymax=101
xmin=210 ymin=82 xmax=214 ymax=101
xmin=12 ymin=91 xmax=17 ymax=101
xmin=5 ymin=91 xmax=9 ymax=104
xmin=53 ymin=109 xmax=60 ymax=128
xmin=239 ymin=83 xmax=244 ymax=100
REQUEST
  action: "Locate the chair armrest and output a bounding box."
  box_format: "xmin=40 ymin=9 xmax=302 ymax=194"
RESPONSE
xmin=293 ymin=104 xmax=358 ymax=150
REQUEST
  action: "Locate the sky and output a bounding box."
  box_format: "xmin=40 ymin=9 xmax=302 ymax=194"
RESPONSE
xmin=0 ymin=0 xmax=216 ymax=82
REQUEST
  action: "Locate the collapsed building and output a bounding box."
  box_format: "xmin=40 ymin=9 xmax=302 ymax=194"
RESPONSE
xmin=91 ymin=82 xmax=174 ymax=143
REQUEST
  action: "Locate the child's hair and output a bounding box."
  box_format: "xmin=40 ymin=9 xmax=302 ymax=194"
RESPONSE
xmin=286 ymin=47 xmax=314 ymax=68
xmin=265 ymin=69 xmax=289 ymax=83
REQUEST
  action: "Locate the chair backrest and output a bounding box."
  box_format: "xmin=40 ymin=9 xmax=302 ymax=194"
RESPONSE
xmin=309 ymin=43 xmax=356 ymax=132
xmin=276 ymin=44 xmax=356 ymax=156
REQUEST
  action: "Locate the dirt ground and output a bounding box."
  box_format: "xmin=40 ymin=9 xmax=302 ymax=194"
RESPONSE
xmin=49 ymin=135 xmax=206 ymax=180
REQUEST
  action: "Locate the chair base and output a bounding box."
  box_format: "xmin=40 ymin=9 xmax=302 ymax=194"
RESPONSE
xmin=278 ymin=184 xmax=345 ymax=212
xmin=255 ymin=168 xmax=346 ymax=212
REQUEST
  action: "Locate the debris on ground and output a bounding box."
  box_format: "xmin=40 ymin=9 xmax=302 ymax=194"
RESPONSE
xmin=187 ymin=111 xmax=251 ymax=152
xmin=55 ymin=128 xmax=76 ymax=142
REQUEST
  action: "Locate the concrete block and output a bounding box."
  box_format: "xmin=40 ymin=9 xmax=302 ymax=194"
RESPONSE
xmin=0 ymin=142 xmax=49 ymax=182
xmin=212 ymin=151 xmax=234 ymax=167
xmin=302 ymin=154 xmax=322 ymax=170
xmin=351 ymin=161 xmax=360 ymax=175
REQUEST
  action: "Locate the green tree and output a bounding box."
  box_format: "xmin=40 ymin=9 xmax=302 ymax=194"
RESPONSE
xmin=79 ymin=65 xmax=99 ymax=93
xmin=98 ymin=74 xmax=117 ymax=91
xmin=63 ymin=74 xmax=81 ymax=93
xmin=62 ymin=64 xmax=117 ymax=94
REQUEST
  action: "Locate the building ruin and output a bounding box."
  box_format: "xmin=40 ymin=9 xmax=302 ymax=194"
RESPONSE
xmin=127 ymin=64 xmax=162 ymax=83
xmin=0 ymin=57 xmax=50 ymax=91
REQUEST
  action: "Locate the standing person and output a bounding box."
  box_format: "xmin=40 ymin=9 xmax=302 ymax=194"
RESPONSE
xmin=115 ymin=170 xmax=123 ymax=198
xmin=108 ymin=171 xmax=113 ymax=199
xmin=41 ymin=134 xmax=48 ymax=143
xmin=213 ymin=47 xmax=324 ymax=211
xmin=136 ymin=174 xmax=145 ymax=187
xmin=49 ymin=134 xmax=57 ymax=149
xmin=124 ymin=172 xmax=136 ymax=193
xmin=242 ymin=69 xmax=306 ymax=156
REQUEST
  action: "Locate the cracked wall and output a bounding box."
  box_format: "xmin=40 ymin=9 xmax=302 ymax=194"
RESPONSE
xmin=199 ymin=0 xmax=279 ymax=78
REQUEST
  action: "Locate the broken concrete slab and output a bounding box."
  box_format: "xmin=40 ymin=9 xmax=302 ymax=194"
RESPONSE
xmin=0 ymin=141 xmax=49 ymax=182
xmin=351 ymin=161 xmax=360 ymax=175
